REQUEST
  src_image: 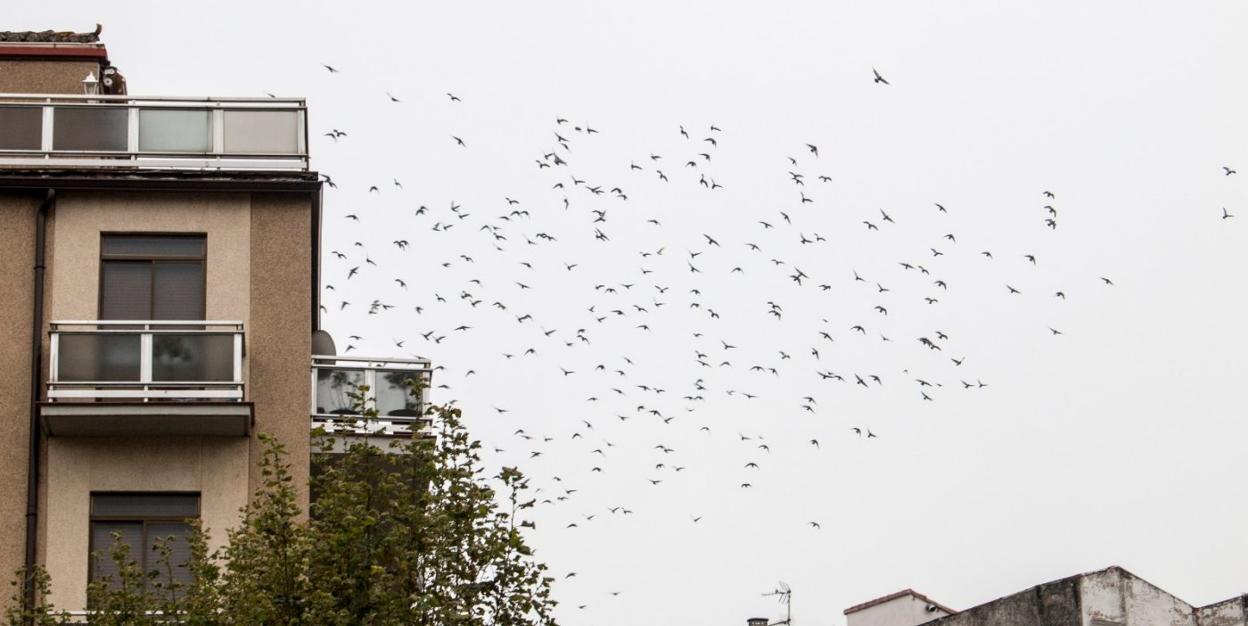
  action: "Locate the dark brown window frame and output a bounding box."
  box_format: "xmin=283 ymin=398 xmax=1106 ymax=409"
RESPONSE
xmin=87 ymin=491 xmax=201 ymax=592
xmin=98 ymin=233 xmax=208 ymax=322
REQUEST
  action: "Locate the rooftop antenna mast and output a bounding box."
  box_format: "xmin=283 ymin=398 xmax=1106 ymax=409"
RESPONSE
xmin=761 ymin=581 xmax=792 ymax=625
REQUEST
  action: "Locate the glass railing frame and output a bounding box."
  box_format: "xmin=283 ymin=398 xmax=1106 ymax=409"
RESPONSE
xmin=311 ymin=354 xmax=433 ymax=434
xmin=48 ymin=320 xmax=245 ymax=402
xmin=0 ymin=94 xmax=308 ymax=171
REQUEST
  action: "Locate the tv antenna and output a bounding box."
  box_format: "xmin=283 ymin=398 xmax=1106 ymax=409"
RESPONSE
xmin=761 ymin=581 xmax=792 ymax=625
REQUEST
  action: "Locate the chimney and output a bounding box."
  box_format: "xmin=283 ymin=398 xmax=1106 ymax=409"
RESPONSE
xmin=0 ymin=26 xmax=124 ymax=94
xmin=748 ymin=619 xmax=770 ymax=626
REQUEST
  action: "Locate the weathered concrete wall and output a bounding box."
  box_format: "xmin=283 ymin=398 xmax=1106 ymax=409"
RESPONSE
xmin=923 ymin=575 xmax=1083 ymax=626
xmin=0 ymin=193 xmax=38 ymax=599
xmin=850 ymin=595 xmax=951 ymax=626
xmin=248 ymin=193 xmax=312 ymax=511
xmin=1197 ymin=597 xmax=1247 ymax=626
xmin=43 ymin=437 xmax=249 ymax=610
xmin=918 ymin=568 xmax=1241 ymax=626
xmin=1080 ymin=567 xmax=1197 ymax=626
xmin=0 ymin=60 xmax=101 ymax=93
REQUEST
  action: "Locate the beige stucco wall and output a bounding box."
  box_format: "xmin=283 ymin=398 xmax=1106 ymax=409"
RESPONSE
xmin=25 ymin=188 xmax=313 ymax=609
xmin=248 ymin=193 xmax=312 ymax=510
xmin=43 ymin=437 xmax=249 ymax=610
xmin=48 ymin=191 xmax=251 ymax=322
xmin=0 ymin=60 xmax=102 ymax=94
xmin=0 ymin=193 xmax=38 ymax=594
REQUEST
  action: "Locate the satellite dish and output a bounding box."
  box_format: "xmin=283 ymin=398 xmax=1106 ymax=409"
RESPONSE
xmin=312 ymin=329 xmax=336 ymax=356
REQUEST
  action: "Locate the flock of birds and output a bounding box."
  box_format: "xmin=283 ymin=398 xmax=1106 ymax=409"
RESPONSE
xmin=307 ymin=61 xmax=1238 ymax=617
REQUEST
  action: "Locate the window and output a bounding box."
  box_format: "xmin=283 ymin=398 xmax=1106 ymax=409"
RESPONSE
xmin=100 ymin=235 xmax=206 ymax=321
xmin=89 ymin=493 xmax=200 ymax=591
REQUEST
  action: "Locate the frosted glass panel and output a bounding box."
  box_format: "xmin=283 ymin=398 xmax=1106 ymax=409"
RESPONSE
xmin=316 ymin=368 xmax=364 ymax=415
xmin=377 ymin=370 xmax=423 ymax=417
xmin=53 ymin=107 xmax=127 ymax=151
xmin=222 ymin=110 xmax=299 ymax=154
xmin=58 ymin=334 xmax=140 ymax=382
xmin=0 ymin=107 xmax=41 ymax=150
xmin=152 ymin=334 xmax=234 ymax=382
xmin=139 ymin=109 xmax=210 ymax=152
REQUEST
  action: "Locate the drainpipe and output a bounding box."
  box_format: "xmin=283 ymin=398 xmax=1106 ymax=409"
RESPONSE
xmin=24 ymin=189 xmax=53 ymax=618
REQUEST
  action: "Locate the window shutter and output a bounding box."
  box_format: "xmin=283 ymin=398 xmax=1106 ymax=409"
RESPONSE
xmin=100 ymin=261 xmax=152 ymax=320
xmin=152 ymin=262 xmax=205 ymax=320
xmin=90 ymin=521 xmax=142 ymax=589
xmin=144 ymin=522 xmax=195 ymax=585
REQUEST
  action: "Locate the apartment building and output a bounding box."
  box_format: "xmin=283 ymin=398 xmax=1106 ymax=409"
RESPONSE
xmin=0 ymin=28 xmax=429 ymax=613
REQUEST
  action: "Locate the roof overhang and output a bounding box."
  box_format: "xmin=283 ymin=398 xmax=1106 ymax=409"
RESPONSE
xmin=0 ymin=169 xmax=322 ymax=192
xmin=844 ymin=589 xmax=957 ymax=616
xmin=40 ymin=402 xmax=253 ymax=437
xmin=0 ymin=44 xmax=108 ymax=62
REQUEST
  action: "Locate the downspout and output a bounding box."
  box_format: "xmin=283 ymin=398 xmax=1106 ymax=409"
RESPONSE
xmin=23 ymin=188 xmax=53 ymax=618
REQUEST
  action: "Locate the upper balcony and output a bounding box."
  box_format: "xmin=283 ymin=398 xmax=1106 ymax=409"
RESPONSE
xmin=0 ymin=94 xmax=307 ymax=172
xmin=312 ymin=355 xmax=433 ymax=436
xmin=41 ymin=320 xmax=251 ymax=437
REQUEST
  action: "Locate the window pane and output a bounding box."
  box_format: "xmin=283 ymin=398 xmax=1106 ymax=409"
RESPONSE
xmin=102 ymin=235 xmax=204 ymax=258
xmin=100 ymin=261 xmax=151 ymax=320
xmin=376 ymin=370 xmax=423 ymax=417
xmin=144 ymin=522 xmax=194 ymax=585
xmin=90 ymin=521 xmax=142 ymax=589
xmin=152 ymin=334 xmax=234 ymax=382
xmin=57 ymin=334 xmax=140 ymax=382
xmin=222 ymin=110 xmax=298 ymax=154
xmin=52 ymin=106 xmax=128 ymax=151
xmin=92 ymin=493 xmax=200 ymax=518
xmin=152 ymin=262 xmax=204 ymax=320
xmin=0 ymin=106 xmax=42 ymax=150
xmin=139 ymin=109 xmax=210 ymax=153
xmin=315 ymin=368 xmax=364 ymax=415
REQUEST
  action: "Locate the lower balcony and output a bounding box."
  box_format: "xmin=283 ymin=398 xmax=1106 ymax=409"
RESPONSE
xmin=312 ymin=354 xmax=432 ymax=436
xmin=41 ymin=320 xmax=251 ymax=437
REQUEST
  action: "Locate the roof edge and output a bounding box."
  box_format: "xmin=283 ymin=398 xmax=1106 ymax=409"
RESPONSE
xmin=844 ymin=589 xmax=957 ymax=616
xmin=0 ymin=44 xmax=108 ymax=61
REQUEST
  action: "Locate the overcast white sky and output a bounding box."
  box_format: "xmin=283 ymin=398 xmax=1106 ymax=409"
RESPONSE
xmin=13 ymin=2 xmax=1248 ymax=624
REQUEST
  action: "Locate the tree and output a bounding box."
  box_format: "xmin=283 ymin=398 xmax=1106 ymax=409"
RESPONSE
xmin=6 ymin=380 xmax=558 ymax=626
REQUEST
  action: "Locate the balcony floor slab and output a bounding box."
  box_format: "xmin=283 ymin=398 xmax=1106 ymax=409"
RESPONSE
xmin=40 ymin=401 xmax=253 ymax=437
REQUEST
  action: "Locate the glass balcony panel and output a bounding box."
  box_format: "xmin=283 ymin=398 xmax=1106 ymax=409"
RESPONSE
xmin=138 ymin=109 xmax=211 ymax=153
xmin=315 ymin=368 xmax=364 ymax=415
xmin=376 ymin=370 xmax=423 ymax=417
xmin=0 ymin=106 xmax=42 ymax=150
xmin=52 ymin=106 xmax=128 ymax=151
xmin=222 ymin=110 xmax=299 ymax=154
xmin=58 ymin=334 xmax=141 ymax=382
xmin=151 ymin=334 xmax=235 ymax=382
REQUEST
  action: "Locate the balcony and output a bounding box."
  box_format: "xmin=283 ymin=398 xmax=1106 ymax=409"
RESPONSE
xmin=312 ymin=355 xmax=433 ymax=436
xmin=41 ymin=320 xmax=251 ymax=437
xmin=0 ymin=94 xmax=307 ymax=171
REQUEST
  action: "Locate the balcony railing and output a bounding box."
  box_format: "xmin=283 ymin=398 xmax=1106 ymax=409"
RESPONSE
xmin=0 ymin=94 xmax=307 ymax=171
xmin=48 ymin=320 xmax=245 ymax=402
xmin=312 ymin=354 xmax=432 ymax=434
